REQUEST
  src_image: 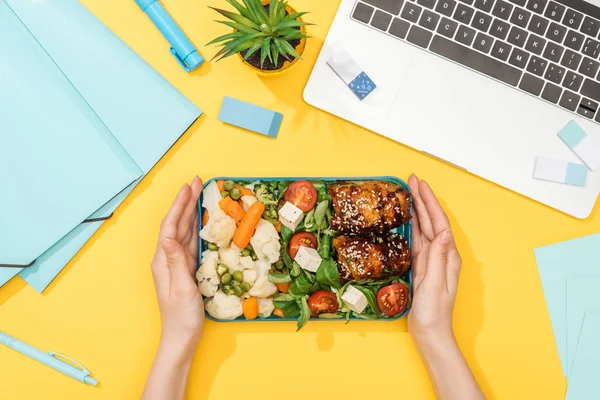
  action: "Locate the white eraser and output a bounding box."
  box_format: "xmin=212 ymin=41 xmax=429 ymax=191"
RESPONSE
xmin=558 ymin=121 xmax=600 ymax=171
xmin=533 ymin=157 xmax=588 ymax=187
xmin=327 ymin=49 xmax=376 ymax=100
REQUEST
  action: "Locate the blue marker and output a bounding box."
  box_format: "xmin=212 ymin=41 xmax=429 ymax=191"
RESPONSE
xmin=135 ymin=0 xmax=204 ymax=72
xmin=0 ymin=332 xmax=98 ymax=386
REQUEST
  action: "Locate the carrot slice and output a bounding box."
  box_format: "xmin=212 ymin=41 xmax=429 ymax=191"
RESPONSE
xmin=219 ymin=197 xmax=245 ymax=225
xmin=276 ymin=282 xmax=291 ymax=293
xmin=217 ymin=180 xmax=225 ymax=192
xmin=275 ymin=221 xmax=282 ymax=232
xmin=234 ymin=184 xmax=255 ymax=197
xmin=233 ymin=202 xmax=265 ymax=249
xmin=273 ymin=308 xmax=284 ymax=318
xmin=202 ymin=209 xmax=209 ymax=226
xmin=243 ymin=297 xmax=259 ymax=320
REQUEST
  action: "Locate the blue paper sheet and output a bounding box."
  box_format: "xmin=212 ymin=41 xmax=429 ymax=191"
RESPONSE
xmin=565 ymin=313 xmax=600 ymax=400
xmin=534 ymin=233 xmax=600 ymax=376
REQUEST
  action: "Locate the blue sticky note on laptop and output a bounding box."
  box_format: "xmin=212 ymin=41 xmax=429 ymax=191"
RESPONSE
xmin=565 ymin=313 xmax=600 ymax=400
xmin=218 ymin=96 xmax=282 ymax=138
xmin=534 ymin=234 xmax=600 ymax=376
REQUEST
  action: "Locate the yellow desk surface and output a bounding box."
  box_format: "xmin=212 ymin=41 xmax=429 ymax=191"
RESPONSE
xmin=1 ymin=1 xmax=599 ymax=399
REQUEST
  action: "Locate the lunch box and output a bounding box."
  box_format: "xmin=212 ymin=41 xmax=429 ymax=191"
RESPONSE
xmin=197 ymin=176 xmax=413 ymax=323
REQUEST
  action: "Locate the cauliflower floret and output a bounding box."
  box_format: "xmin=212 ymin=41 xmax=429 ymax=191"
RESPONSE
xmin=241 ymin=195 xmax=257 ymax=212
xmin=200 ymin=209 xmax=236 ymax=248
xmin=243 ymin=269 xmax=258 ymax=285
xmin=196 ymin=250 xmax=220 ymax=296
xmin=257 ymin=298 xmax=275 ymax=318
xmin=198 ymin=280 xmax=218 ymax=297
xmin=202 ymin=181 xmax=222 ymax=214
xmin=219 ymin=245 xmax=242 ymax=271
xmin=248 ymin=276 xmax=277 ymax=298
xmin=244 ymin=180 xmax=261 ymax=191
xmin=250 ymin=219 xmax=281 ymax=263
xmin=205 ymin=291 xmax=243 ymax=320
xmin=254 ymin=259 xmax=272 ymax=277
xmin=240 ymin=256 xmax=255 ymax=270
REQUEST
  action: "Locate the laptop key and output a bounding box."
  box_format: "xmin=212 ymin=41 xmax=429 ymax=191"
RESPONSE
xmin=563 ymin=70 xmax=584 ymax=91
xmin=509 ymin=0 xmax=526 ymax=6
xmin=419 ymin=9 xmax=441 ymax=30
xmin=453 ymin=3 xmax=474 ymax=24
xmin=389 ymin=17 xmax=411 ymax=38
xmin=362 ymin=0 xmax=405 ymax=15
xmin=525 ymin=34 xmax=546 ymax=55
xmin=561 ymin=50 xmax=582 ymax=71
xmin=407 ymin=24 xmax=434 ymax=47
xmin=371 ymin=10 xmax=393 ymax=30
xmin=490 ymin=40 xmax=512 ymax=60
xmin=436 ymin=0 xmax=457 ymax=17
xmin=508 ymin=26 xmax=528 ymax=47
xmin=474 ymin=32 xmax=494 ymax=53
xmin=563 ymin=9 xmax=583 ymax=30
xmin=581 ymin=16 xmax=600 ymax=38
xmin=526 ymin=55 xmax=547 ymax=76
xmin=565 ymin=30 xmax=585 ymax=52
xmin=437 ymin=17 xmax=459 ymax=37
xmin=490 ymin=19 xmax=510 ymax=40
xmin=542 ymin=44 xmax=562 ymax=65
xmin=582 ymin=38 xmax=600 ymax=59
xmin=544 ymin=63 xmax=565 ymax=84
xmin=353 ymin=3 xmax=375 ymax=23
xmin=511 ymin=8 xmax=531 ymax=28
xmin=491 ymin=1 xmax=512 ymax=20
xmin=546 ymin=22 xmax=566 ymax=43
xmin=401 ymin=2 xmax=423 ymax=22
xmin=577 ymin=98 xmax=598 ymax=119
xmin=456 ymin=24 xmax=477 ymax=45
xmin=459 ymin=0 xmax=474 ymax=4
xmin=541 ymin=82 xmax=562 ymax=103
xmin=528 ymin=15 xmax=549 ymax=36
xmin=519 ymin=73 xmax=544 ymax=95
xmin=417 ymin=0 xmax=437 ymax=9
xmin=526 ymin=0 xmax=546 ymax=14
xmin=472 ymin=11 xmax=492 ymax=32
xmin=429 ymin=34 xmax=522 ymax=85
xmin=579 ymin=57 xmax=600 ymax=79
xmin=544 ymin=1 xmax=565 ymax=23
xmin=559 ymin=90 xmax=581 ymax=111
xmin=509 ymin=47 xmax=530 ymax=68
xmin=474 ymin=0 xmax=494 ymax=13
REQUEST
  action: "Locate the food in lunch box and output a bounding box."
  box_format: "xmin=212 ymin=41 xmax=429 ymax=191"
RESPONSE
xmin=197 ymin=178 xmax=412 ymax=330
xmin=328 ymin=181 xmax=411 ymax=235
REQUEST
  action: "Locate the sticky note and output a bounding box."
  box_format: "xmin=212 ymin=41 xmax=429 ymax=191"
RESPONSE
xmin=327 ymin=49 xmax=376 ymax=100
xmin=218 ymin=96 xmax=283 ymax=138
xmin=565 ymin=313 xmax=600 ymax=400
xmin=534 ymin=233 xmax=600 ymax=376
xmin=566 ymin=278 xmax=600 ymax=376
xmin=558 ymin=121 xmax=600 ymax=171
xmin=533 ymin=157 xmax=587 ymax=186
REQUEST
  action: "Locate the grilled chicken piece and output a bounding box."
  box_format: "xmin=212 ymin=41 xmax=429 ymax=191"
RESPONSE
xmin=333 ymin=234 xmax=411 ymax=281
xmin=328 ymin=181 xmax=411 ymax=236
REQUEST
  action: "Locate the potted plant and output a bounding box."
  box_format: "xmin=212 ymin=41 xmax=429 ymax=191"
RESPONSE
xmin=207 ymin=0 xmax=311 ymax=75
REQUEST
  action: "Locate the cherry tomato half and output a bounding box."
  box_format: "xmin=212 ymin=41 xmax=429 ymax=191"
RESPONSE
xmin=308 ymin=290 xmax=339 ymax=318
xmin=377 ymin=282 xmax=410 ymax=317
xmin=284 ymin=180 xmax=318 ymax=212
xmin=289 ymin=232 xmax=318 ymax=259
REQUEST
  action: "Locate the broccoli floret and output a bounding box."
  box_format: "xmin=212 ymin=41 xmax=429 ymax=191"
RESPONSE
xmin=255 ymin=183 xmax=279 ymax=224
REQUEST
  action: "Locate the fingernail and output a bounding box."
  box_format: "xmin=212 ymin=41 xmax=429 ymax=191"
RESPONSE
xmin=162 ymin=238 xmax=174 ymax=251
xmin=441 ymin=230 xmax=452 ymax=244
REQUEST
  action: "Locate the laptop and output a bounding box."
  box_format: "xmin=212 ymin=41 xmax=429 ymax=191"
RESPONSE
xmin=304 ymin=0 xmax=600 ymax=218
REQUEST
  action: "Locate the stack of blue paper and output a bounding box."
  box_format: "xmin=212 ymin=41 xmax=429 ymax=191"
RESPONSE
xmin=535 ymin=233 xmax=600 ymax=399
xmin=0 ymin=0 xmax=201 ymax=292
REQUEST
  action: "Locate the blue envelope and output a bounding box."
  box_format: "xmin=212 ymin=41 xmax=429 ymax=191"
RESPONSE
xmin=0 ymin=0 xmax=201 ymax=288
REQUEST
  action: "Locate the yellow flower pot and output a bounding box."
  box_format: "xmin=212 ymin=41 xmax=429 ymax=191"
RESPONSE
xmin=237 ymin=0 xmax=307 ymax=76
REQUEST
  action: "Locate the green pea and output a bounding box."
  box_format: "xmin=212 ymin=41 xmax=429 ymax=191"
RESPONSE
xmin=230 ymin=187 xmax=241 ymax=200
xmin=217 ymin=264 xmax=228 ymax=276
xmin=223 ymin=180 xmax=235 ymax=191
xmin=222 ymin=284 xmax=232 ymax=295
xmin=221 ymin=190 xmax=230 ymax=198
xmin=245 ymin=243 xmax=253 ymax=251
xmin=233 ymin=286 xmax=244 ymax=297
xmin=251 ymin=253 xmax=258 ymax=261
xmin=221 ymin=273 xmax=232 ymax=285
xmin=241 ymin=249 xmax=251 ymax=257
xmin=275 ymin=260 xmax=284 ymax=271
xmin=233 ymin=270 xmax=243 ymax=283
xmin=240 ymin=281 xmax=251 ymax=292
xmin=207 ymin=242 xmax=218 ymax=251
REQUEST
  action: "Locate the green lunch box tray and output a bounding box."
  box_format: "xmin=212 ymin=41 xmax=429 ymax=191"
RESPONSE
xmin=197 ymin=176 xmax=412 ymax=323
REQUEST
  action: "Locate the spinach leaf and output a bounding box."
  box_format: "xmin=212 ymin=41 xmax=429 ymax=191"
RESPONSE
xmin=311 ymin=180 xmax=331 ymax=203
xmin=354 ymin=286 xmax=381 ymax=318
xmin=268 ymin=272 xmax=292 ymax=284
xmin=282 ymin=302 xmax=300 ymax=318
xmin=280 ymin=225 xmax=294 ymax=243
xmin=319 ymin=313 xmax=343 ymax=319
xmin=281 ymin=243 xmax=293 ymax=269
xmin=303 ymin=269 xmax=316 ymax=284
xmin=274 ymin=293 xmax=300 ymax=318
xmin=289 ymin=274 xmax=312 ymax=297
xmin=303 ymin=209 xmax=317 ymax=232
xmin=314 ymin=200 xmax=330 ymax=230
xmin=274 ymin=293 xmax=294 ymax=303
xmin=316 ymin=258 xmax=341 ymax=289
xmin=318 ymin=235 xmax=332 ymax=258
xmin=290 ymin=261 xmax=302 ymax=277
xmin=297 ymin=297 xmax=311 ymax=331
xmin=277 ymin=181 xmax=291 ymax=199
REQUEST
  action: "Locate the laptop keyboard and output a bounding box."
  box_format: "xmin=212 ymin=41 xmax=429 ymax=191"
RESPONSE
xmin=351 ymin=0 xmax=600 ymax=122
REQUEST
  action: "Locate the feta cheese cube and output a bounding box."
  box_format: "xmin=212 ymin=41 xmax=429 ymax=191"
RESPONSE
xmin=278 ymin=201 xmax=304 ymax=231
xmin=293 ymin=246 xmax=322 ymax=273
xmin=341 ymin=285 xmax=368 ymax=314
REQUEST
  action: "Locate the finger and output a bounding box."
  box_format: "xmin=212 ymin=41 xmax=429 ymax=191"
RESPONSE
xmin=412 ymin=252 xmax=428 ymax=293
xmin=188 ymin=213 xmax=199 ymax=266
xmin=423 ymin=230 xmax=452 ymax=289
xmin=410 ymin=207 xmax=423 ymax=254
xmin=178 ymin=176 xmax=203 ymax=239
xmin=161 ymin=238 xmax=197 ymax=297
xmin=160 ymin=184 xmax=192 ymax=240
xmin=408 ymin=174 xmax=434 ymax=240
xmin=446 ymin=247 xmax=462 ymax=294
xmin=419 ymin=181 xmax=452 ymax=239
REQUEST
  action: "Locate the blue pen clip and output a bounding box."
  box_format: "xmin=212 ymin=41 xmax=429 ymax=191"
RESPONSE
xmin=49 ymin=352 xmax=98 ymax=386
xmin=49 ymin=352 xmax=90 ymax=375
xmin=170 ymin=47 xmax=191 ymax=72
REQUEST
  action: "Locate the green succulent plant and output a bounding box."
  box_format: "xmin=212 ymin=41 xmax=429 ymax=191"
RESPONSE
xmin=207 ymin=0 xmax=311 ymax=68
